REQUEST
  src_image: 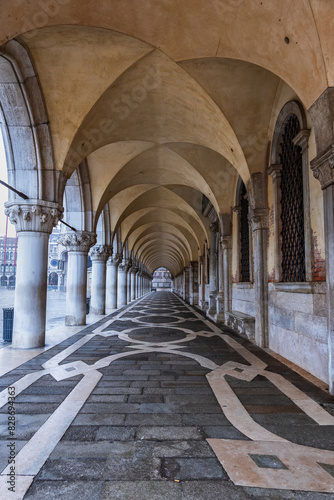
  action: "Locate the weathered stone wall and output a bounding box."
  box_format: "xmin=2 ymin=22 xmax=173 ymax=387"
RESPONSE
xmin=268 ymin=283 xmax=328 ymax=382
xmin=232 ymin=284 xmax=255 ymax=317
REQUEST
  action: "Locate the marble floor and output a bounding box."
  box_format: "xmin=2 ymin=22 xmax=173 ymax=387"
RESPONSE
xmin=0 ymin=292 xmax=334 ymax=499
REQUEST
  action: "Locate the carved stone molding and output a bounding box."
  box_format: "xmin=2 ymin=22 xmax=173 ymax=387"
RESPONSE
xmin=4 ymin=200 xmax=63 ymax=234
xmin=130 ymin=266 xmax=139 ymax=274
xmin=293 ymin=129 xmax=310 ymax=152
xmin=59 ymin=231 xmax=96 ymax=253
xmin=233 ymin=205 xmax=241 ymax=215
xmin=249 ymin=209 xmax=269 ymax=231
xmin=267 ymin=164 xmax=282 ymax=180
xmin=311 ymin=144 xmax=334 ymax=190
xmin=89 ymin=245 xmax=110 ymax=262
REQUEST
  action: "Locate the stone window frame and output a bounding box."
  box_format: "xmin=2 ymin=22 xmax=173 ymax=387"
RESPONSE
xmin=268 ymin=100 xmax=312 ymax=283
xmin=234 ymin=177 xmax=253 ymax=283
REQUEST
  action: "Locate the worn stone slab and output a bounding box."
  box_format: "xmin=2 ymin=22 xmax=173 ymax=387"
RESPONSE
xmin=161 ymin=457 xmax=227 ymax=480
xmin=181 ymin=481 xmax=250 ymax=500
xmin=24 ymin=480 xmax=105 ymax=500
xmin=102 ymin=481 xmax=181 ymax=500
xmin=137 ymin=426 xmax=202 ymax=440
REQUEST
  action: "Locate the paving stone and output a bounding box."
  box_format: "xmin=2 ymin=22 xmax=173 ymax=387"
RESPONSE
xmin=202 ymin=425 xmax=249 ymax=440
xmin=72 ymin=414 xmax=125 ymax=426
xmin=102 ymin=480 xmax=181 ymax=500
xmin=181 ymin=481 xmax=251 ymax=499
xmin=25 ymin=481 xmax=105 ymax=500
xmin=182 ymin=414 xmax=231 ymax=426
xmin=37 ymin=458 xmax=107 ymax=480
xmin=152 ymin=440 xmax=215 ymax=458
xmin=136 ymin=426 xmax=203 ymax=440
xmin=80 ymin=403 xmax=139 ymax=414
xmin=125 ymin=414 xmax=183 ymax=426
xmin=0 ymin=413 xmax=50 ymax=440
xmin=161 ymin=457 xmax=227 ymax=480
xmin=87 ymin=395 xmax=126 ymax=403
xmin=244 ymin=488 xmax=334 ymax=499
xmin=95 ymin=426 xmax=136 ymax=441
xmin=140 ymin=403 xmax=175 ymax=413
xmin=62 ymin=426 xmax=98 ymax=441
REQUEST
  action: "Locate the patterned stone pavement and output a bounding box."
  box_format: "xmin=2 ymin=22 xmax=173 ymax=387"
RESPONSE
xmin=0 ymin=292 xmax=334 ymax=499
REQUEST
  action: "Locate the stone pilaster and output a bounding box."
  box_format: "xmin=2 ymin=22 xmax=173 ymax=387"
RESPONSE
xmin=4 ymin=201 xmax=63 ymax=348
xmin=250 ymin=208 xmax=269 ymax=347
xmin=311 ymin=145 xmax=334 ymax=393
xmin=59 ymin=231 xmax=96 ymax=326
xmin=267 ymin=164 xmax=282 ymax=282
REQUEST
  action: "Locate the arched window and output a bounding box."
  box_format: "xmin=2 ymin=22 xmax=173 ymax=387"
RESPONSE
xmin=269 ymin=101 xmax=311 ymax=283
xmin=280 ymin=115 xmax=305 ymax=282
xmin=234 ymin=179 xmax=251 ymax=282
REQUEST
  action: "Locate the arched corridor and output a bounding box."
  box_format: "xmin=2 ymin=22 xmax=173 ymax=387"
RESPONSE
xmin=0 ymin=1 xmax=334 ymax=497
xmin=1 ymin=292 xmax=334 ymax=498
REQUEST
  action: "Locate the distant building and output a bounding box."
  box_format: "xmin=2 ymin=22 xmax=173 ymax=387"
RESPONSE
xmin=0 ymin=235 xmax=17 ymax=287
xmin=152 ymin=267 xmax=173 ymax=291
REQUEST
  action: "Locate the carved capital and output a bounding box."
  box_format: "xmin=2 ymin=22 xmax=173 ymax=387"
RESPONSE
xmin=249 ymin=209 xmax=269 ymax=231
xmin=220 ymin=236 xmax=232 ymax=250
xmin=89 ymin=245 xmax=109 ymax=262
xmin=293 ymin=129 xmax=310 ymax=152
xmin=118 ymin=259 xmax=130 ymax=273
xmin=4 ymin=200 xmax=63 ymax=234
xmin=130 ymin=265 xmax=139 ymax=274
xmin=311 ymin=144 xmax=334 ymax=190
xmin=59 ymin=231 xmax=96 ymax=253
xmin=107 ymin=253 xmax=122 ymax=267
xmin=209 ymin=221 xmax=219 ymax=233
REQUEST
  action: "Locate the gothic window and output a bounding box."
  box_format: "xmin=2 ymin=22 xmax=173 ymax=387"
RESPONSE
xmin=279 ymin=115 xmax=305 ymax=282
xmin=239 ymin=181 xmax=250 ymax=282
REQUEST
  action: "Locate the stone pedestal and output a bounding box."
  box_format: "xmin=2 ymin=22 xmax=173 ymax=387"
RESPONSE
xmin=5 ymin=201 xmax=63 ymax=348
xmin=90 ymin=245 xmax=109 ymax=315
xmin=59 ymin=231 xmax=96 ymax=326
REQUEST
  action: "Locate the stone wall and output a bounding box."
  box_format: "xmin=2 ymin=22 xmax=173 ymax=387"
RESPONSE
xmin=232 ymin=283 xmax=255 ymax=317
xmin=268 ymin=282 xmax=328 ymax=383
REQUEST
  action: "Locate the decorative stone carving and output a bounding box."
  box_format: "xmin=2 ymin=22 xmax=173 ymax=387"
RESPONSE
xmin=220 ymin=236 xmax=232 ymax=250
xmin=4 ymin=200 xmax=63 ymax=234
xmin=59 ymin=231 xmax=96 ymax=253
xmin=250 ymin=209 xmax=269 ymax=231
xmin=311 ymin=144 xmax=334 ymax=190
xmin=293 ymin=129 xmax=310 ymax=152
xmin=209 ymin=221 xmax=219 ymax=233
xmin=118 ymin=259 xmax=130 ymax=272
xmin=89 ymin=245 xmax=110 ymax=261
xmin=107 ymin=253 xmax=122 ymax=266
xmin=267 ymin=164 xmax=282 ymax=180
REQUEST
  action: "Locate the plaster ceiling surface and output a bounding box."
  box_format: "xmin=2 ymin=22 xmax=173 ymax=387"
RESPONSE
xmin=1 ymin=1 xmax=331 ymax=274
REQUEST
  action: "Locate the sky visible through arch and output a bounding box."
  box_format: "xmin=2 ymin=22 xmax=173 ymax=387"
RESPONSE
xmin=0 ymin=128 xmax=15 ymax=237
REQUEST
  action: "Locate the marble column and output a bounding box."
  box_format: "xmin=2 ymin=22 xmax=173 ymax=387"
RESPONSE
xmin=250 ymin=209 xmax=269 ymax=348
xmin=198 ymin=256 xmax=206 ymax=309
xmin=118 ymin=259 xmax=129 ymax=307
xmin=208 ymin=221 xmax=218 ymax=315
xmin=89 ymin=245 xmax=109 ymax=315
xmin=126 ymin=260 xmax=132 ymax=304
xmin=106 ymin=253 xmax=120 ymax=310
xmin=311 ymin=145 xmax=334 ymax=393
xmin=215 ymin=237 xmax=225 ymax=322
xmin=130 ymin=266 xmax=138 ymax=301
xmin=5 ymin=201 xmax=63 ymax=348
xmin=222 ymin=236 xmax=232 ymax=323
xmin=58 ymin=231 xmax=96 ymax=326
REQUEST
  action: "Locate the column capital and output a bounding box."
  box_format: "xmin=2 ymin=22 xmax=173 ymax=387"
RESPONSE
xmin=209 ymin=221 xmax=219 ymax=233
xmin=311 ymin=144 xmax=334 ymax=190
xmin=233 ymin=205 xmax=241 ymax=215
xmin=130 ymin=265 xmax=139 ymax=274
xmin=249 ymin=208 xmax=269 ymax=231
xmin=59 ymin=231 xmax=96 ymax=253
xmin=119 ymin=259 xmax=130 ymax=272
xmin=220 ymin=235 xmax=232 ymax=250
xmin=267 ymin=163 xmax=282 ymax=180
xmin=89 ymin=245 xmax=110 ymax=262
xmin=107 ymin=252 xmax=122 ymax=266
xmin=5 ymin=200 xmax=63 ymax=234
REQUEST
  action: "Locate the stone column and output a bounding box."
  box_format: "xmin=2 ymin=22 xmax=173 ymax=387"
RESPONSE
xmin=58 ymin=231 xmax=96 ymax=326
xmin=5 ymin=201 xmax=62 ymax=348
xmin=250 ymin=209 xmax=269 ymax=347
xmin=222 ymin=236 xmax=232 ymax=323
xmin=198 ymin=256 xmax=206 ymax=309
xmin=215 ymin=237 xmax=225 ymax=322
xmin=267 ymin=165 xmax=282 ymax=281
xmin=126 ymin=260 xmax=132 ymax=304
xmin=118 ymin=259 xmax=129 ymax=307
xmin=106 ymin=253 xmax=120 ymax=310
xmin=89 ymin=245 xmax=109 ymax=315
xmin=130 ymin=266 xmax=138 ymax=301
xmin=189 ymin=262 xmax=194 ymax=305
xmin=311 ymin=145 xmax=334 ymax=393
xmin=208 ymin=222 xmax=218 ymax=315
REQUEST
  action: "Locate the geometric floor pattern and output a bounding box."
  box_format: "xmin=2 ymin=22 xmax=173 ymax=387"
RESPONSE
xmin=0 ymin=292 xmax=334 ymax=499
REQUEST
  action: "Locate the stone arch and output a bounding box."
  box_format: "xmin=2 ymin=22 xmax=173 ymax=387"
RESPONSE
xmin=0 ymin=39 xmax=59 ymax=202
